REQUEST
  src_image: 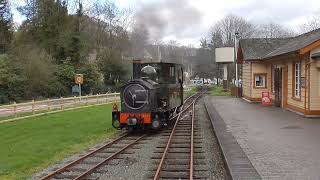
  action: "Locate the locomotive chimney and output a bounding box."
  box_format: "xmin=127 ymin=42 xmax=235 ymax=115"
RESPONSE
xmin=133 ymin=60 xmax=142 ymax=79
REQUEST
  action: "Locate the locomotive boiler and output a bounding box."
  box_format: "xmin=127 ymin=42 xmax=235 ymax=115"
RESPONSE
xmin=112 ymin=60 xmax=183 ymax=130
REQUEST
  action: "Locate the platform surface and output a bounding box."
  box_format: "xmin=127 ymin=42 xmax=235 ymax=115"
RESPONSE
xmin=206 ymin=96 xmax=320 ymax=180
xmin=204 ymin=98 xmax=261 ymax=180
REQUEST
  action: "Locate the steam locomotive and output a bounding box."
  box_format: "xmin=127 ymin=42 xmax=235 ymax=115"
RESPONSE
xmin=112 ymin=60 xmax=183 ymax=130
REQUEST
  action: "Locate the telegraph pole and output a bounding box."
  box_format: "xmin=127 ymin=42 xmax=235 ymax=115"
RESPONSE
xmin=234 ymin=32 xmax=239 ymax=86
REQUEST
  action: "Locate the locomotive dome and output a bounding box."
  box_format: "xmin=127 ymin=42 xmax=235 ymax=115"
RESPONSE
xmin=141 ymin=65 xmax=157 ymax=74
xmin=141 ymin=65 xmax=158 ymax=82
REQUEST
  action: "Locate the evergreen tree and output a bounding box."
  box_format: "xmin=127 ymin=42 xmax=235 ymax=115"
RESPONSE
xmin=0 ymin=0 xmax=13 ymax=54
xmin=195 ymin=38 xmax=216 ymax=79
xmin=69 ymin=2 xmax=83 ymax=65
xmin=18 ymin=0 xmax=70 ymax=61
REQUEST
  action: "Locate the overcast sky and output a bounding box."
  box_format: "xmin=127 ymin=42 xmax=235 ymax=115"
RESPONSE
xmin=11 ymin=0 xmax=320 ymax=46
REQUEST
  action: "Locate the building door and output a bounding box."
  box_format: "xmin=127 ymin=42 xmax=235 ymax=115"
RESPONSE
xmin=274 ymin=68 xmax=282 ymax=107
xmin=283 ymin=66 xmax=288 ymax=107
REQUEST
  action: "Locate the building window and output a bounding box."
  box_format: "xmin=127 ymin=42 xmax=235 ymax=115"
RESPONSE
xmin=169 ymin=66 xmax=175 ymax=77
xmin=254 ymin=74 xmax=266 ymax=88
xmin=294 ymin=62 xmax=301 ymax=98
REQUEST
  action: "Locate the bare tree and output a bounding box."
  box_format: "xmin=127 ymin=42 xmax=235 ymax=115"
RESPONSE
xmin=209 ymin=26 xmax=223 ymax=49
xmin=86 ymin=0 xmax=131 ymax=52
xmin=194 ymin=38 xmax=216 ymax=79
xmin=130 ymin=23 xmax=149 ymax=59
xmin=256 ymin=23 xmax=295 ymax=38
xmin=212 ymin=14 xmax=256 ymax=46
xmin=207 ymin=14 xmax=256 ymax=84
xmin=78 ymin=0 xmax=132 ymax=85
xmin=300 ymin=15 xmax=320 ymax=32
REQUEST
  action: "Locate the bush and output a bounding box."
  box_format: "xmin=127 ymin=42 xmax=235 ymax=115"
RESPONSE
xmin=195 ymin=86 xmax=203 ymax=91
xmin=0 ymin=54 xmax=27 ymax=104
xmin=55 ymin=61 xmax=76 ymax=96
xmin=78 ymin=63 xmax=104 ymax=95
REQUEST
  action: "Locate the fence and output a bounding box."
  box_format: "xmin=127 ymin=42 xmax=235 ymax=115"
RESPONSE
xmin=0 ymin=93 xmax=120 ymax=123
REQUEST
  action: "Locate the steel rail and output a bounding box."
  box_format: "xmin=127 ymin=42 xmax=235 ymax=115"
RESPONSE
xmin=153 ymin=105 xmax=186 ymax=180
xmin=39 ymin=133 xmax=128 ymax=180
xmin=189 ymin=92 xmax=203 ymax=180
xmin=153 ymin=92 xmax=203 ymax=180
xmin=74 ymin=134 xmax=146 ymax=180
xmin=169 ymin=92 xmax=200 ymax=120
xmin=190 ymin=100 xmax=196 ymax=180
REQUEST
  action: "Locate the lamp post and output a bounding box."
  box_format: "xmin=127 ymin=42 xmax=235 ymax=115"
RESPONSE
xmin=234 ymin=32 xmax=240 ymax=86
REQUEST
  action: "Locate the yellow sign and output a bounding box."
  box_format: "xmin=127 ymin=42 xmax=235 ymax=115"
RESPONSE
xmin=75 ymin=74 xmax=84 ymax=84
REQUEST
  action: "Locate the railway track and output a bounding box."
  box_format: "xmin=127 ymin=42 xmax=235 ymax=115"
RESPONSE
xmin=39 ymin=92 xmax=204 ymax=180
xmin=39 ymin=133 xmax=146 ymax=180
xmin=151 ymin=91 xmax=209 ymax=180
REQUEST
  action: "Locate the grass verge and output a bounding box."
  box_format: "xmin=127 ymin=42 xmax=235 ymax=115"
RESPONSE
xmin=0 ymin=111 xmax=39 ymax=121
xmin=184 ymin=87 xmax=198 ymax=99
xmin=210 ymin=86 xmax=231 ymax=96
xmin=0 ymin=104 xmax=117 ymax=180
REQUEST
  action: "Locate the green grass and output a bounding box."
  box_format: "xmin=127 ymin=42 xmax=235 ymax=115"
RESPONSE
xmin=210 ymin=86 xmax=231 ymax=96
xmin=184 ymin=87 xmax=198 ymax=99
xmin=0 ymin=104 xmax=117 ymax=180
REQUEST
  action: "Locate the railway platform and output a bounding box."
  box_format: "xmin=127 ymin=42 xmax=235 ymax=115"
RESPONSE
xmin=206 ymin=96 xmax=320 ymax=180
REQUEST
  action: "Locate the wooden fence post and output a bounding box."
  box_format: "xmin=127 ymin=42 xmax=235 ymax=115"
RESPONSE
xmin=13 ymin=102 xmax=17 ymax=118
xmin=47 ymin=99 xmax=51 ymax=112
xmin=60 ymin=97 xmax=64 ymax=111
xmin=32 ymin=100 xmax=35 ymax=115
xmin=85 ymin=95 xmax=88 ymax=106
xmin=97 ymin=94 xmax=99 ymax=104
xmin=106 ymin=94 xmax=108 ymax=103
xmin=74 ymin=96 xmax=77 ymax=107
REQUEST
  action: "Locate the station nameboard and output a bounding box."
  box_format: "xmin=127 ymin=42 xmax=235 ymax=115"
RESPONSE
xmin=215 ymin=47 xmax=235 ymax=63
xmin=75 ymin=74 xmax=84 ymax=84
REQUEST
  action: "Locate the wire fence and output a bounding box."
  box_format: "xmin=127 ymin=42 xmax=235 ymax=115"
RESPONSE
xmin=0 ymin=93 xmax=120 ymax=123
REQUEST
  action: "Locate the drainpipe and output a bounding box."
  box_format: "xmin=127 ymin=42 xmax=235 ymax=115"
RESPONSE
xmin=250 ymin=62 xmax=252 ymax=98
xmin=304 ymin=62 xmax=307 ymax=115
xmin=308 ymin=62 xmax=310 ymax=113
xmin=305 ymin=58 xmax=312 ymax=115
xmin=234 ymin=32 xmax=239 ymax=85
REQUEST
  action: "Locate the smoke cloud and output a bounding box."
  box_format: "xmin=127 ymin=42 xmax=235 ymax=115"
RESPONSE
xmin=134 ymin=0 xmax=203 ymax=41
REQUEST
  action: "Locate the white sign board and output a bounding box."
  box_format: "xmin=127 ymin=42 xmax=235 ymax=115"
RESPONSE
xmin=215 ymin=47 xmax=234 ymax=63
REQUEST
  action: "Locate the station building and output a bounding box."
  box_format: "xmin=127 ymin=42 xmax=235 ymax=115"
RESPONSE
xmin=237 ymin=28 xmax=320 ymax=117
